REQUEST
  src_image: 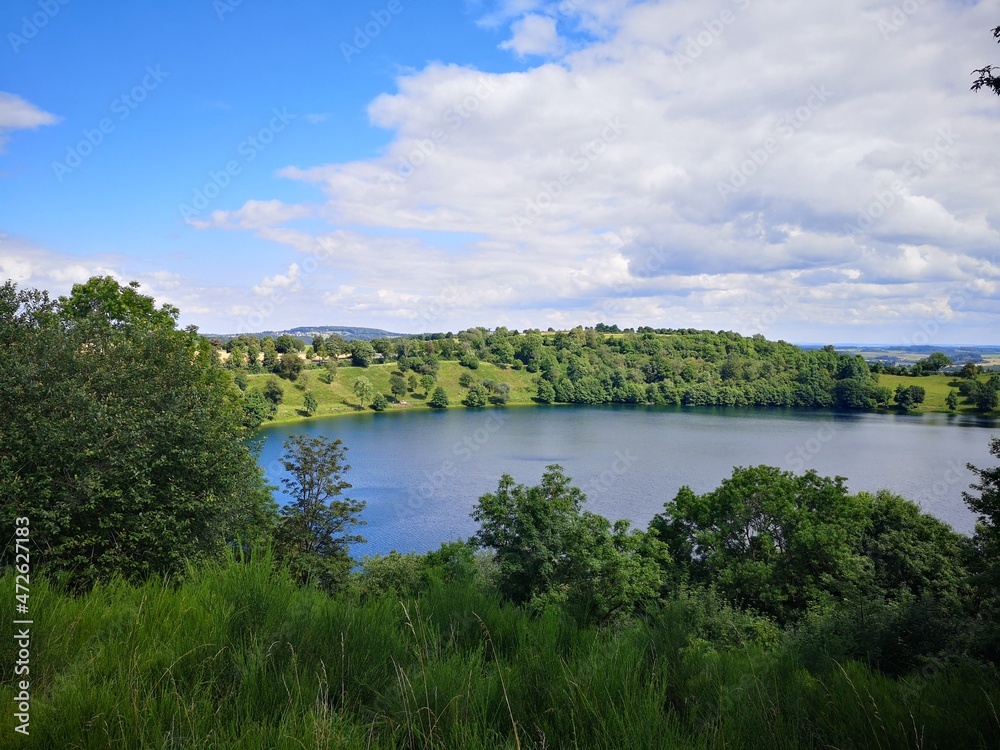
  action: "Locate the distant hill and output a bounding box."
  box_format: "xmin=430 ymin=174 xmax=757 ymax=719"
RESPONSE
xmin=204 ymin=325 xmax=408 ymax=343
xmin=826 ymin=344 xmax=1000 ymax=368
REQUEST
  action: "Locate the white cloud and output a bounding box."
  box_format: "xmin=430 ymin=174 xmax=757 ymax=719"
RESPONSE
xmin=0 ymin=92 xmax=59 ymax=153
xmin=189 ymin=0 xmax=1000 ymax=342
xmin=252 ymin=263 xmax=302 ymax=297
xmin=500 ymin=14 xmax=564 ymax=57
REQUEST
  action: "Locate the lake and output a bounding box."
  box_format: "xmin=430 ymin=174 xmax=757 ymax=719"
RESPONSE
xmin=256 ymin=405 xmax=999 ymax=557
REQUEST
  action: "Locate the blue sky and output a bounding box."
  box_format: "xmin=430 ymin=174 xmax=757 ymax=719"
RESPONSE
xmin=2 ymin=0 xmax=999 ymax=343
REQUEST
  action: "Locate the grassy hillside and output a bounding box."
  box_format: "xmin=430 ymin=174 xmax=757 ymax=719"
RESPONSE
xmin=246 ymin=366 xmax=1000 ymax=424
xmin=246 ymin=360 xmax=539 ymax=423
xmin=4 ymin=552 xmax=997 ymax=748
xmin=876 ymin=373 xmax=998 ymax=415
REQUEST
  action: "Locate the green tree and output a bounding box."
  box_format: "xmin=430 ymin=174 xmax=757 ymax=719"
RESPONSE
xmin=650 ymin=466 xmax=869 ymax=623
xmin=458 ymin=371 xmax=475 ymax=388
xmin=245 ymin=337 xmax=262 ymax=372
xmin=350 ymin=340 xmax=376 ymax=368
xmin=428 ymin=386 xmax=449 ymax=408
xmin=242 ymin=390 xmax=274 ymax=428
xmin=0 ymin=279 xmax=276 ymax=586
xmin=463 ymin=383 xmax=489 ymax=407
xmin=276 ymin=352 xmax=304 ymax=381
xmin=263 ymin=377 xmax=284 ymax=407
xmin=407 ymin=373 xmax=418 ymax=392
xmin=311 ymin=334 xmax=327 ymax=358
xmin=303 ymin=391 xmax=318 ymax=416
xmin=390 ymin=373 xmax=408 ymax=402
xmin=471 ymin=466 xmax=665 ymax=623
xmin=420 ymin=374 xmax=436 ymax=394
xmin=894 ymin=384 xmax=926 ymax=410
xmin=946 ymin=389 xmax=959 ymax=411
xmin=917 ymin=352 xmax=952 ymax=373
xmin=459 ymin=351 xmax=480 ymax=369
xmin=261 ymin=339 xmax=278 ymax=372
xmin=371 ymin=392 xmax=388 ymax=412
xmin=961 ymin=362 xmax=981 ymax=379
xmin=535 ymin=378 xmax=556 ymax=403
xmin=274 ymin=334 xmax=304 ymax=353
xmin=353 ymin=376 xmax=374 ymax=409
xmin=273 ymin=435 xmax=366 ymax=590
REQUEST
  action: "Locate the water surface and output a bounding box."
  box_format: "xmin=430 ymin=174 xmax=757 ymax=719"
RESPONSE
xmin=257 ymin=405 xmax=998 ymax=556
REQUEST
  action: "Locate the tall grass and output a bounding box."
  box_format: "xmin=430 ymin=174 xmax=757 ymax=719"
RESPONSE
xmin=2 ymin=553 xmax=998 ymax=748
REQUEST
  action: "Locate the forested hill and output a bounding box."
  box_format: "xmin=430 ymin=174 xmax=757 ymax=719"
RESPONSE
xmin=223 ymin=325 xmax=932 ymax=412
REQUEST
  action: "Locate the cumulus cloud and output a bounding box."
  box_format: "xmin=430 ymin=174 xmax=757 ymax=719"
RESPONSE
xmin=190 ymin=0 xmax=1000 ymax=342
xmin=500 ymin=14 xmax=564 ymax=57
xmin=0 ymin=93 xmax=59 ymax=153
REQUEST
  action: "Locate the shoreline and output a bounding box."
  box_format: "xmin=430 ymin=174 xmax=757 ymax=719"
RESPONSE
xmin=256 ymin=399 xmax=1000 ymax=431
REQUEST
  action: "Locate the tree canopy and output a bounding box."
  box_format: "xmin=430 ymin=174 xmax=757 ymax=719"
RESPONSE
xmin=0 ymin=278 xmax=276 ymax=586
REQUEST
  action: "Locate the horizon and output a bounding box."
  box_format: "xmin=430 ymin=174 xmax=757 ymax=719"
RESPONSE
xmin=2 ymin=1 xmax=999 ymax=343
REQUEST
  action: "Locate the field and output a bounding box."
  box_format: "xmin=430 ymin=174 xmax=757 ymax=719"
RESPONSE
xmin=876 ymin=373 xmax=998 ymax=415
xmin=245 ymin=360 xmax=539 ymax=423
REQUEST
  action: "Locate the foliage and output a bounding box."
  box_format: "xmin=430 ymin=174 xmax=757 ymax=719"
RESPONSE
xmin=965 ymin=437 xmax=1000 ymax=659
xmin=470 ymin=466 xmax=666 ymax=624
xmin=650 ymin=466 xmax=869 ymax=624
xmin=263 ymin=376 xmax=284 ymax=406
xmin=971 ymin=25 xmax=1000 ymax=96
xmin=0 ymin=278 xmax=276 ymax=587
xmin=242 ymin=390 xmax=275 ymax=428
xmin=302 ymin=391 xmax=318 ymax=416
xmin=350 ymin=340 xmax=376 ymax=368
xmin=352 ymin=376 xmax=374 ymax=409
xmin=428 ymin=386 xmax=450 ymax=408
xmin=894 ymin=383 xmax=926 ymax=410
xmin=371 ymin=392 xmax=388 ymax=412
xmin=389 ymin=373 xmax=408 ymax=401
xmin=462 ymin=382 xmax=489 ymax=408
xmin=4 ymin=553 xmax=999 ymax=749
xmin=947 ymin=389 xmax=959 ymax=410
xmin=276 ymin=352 xmax=304 ymax=380
xmin=273 ymin=435 xmax=366 ymax=590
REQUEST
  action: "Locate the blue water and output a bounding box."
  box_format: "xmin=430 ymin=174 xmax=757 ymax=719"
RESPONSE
xmin=256 ymin=405 xmax=998 ymax=556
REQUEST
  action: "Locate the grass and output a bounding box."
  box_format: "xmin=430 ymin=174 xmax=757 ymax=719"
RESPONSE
xmin=2 ymin=553 xmax=998 ymax=748
xmin=243 ymin=363 xmax=1000 ymax=426
xmin=245 ymin=361 xmax=540 ymax=424
xmin=876 ymin=373 xmax=998 ymax=415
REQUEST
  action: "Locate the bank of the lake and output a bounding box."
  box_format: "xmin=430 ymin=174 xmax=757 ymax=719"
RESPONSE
xmin=257 ymin=403 xmax=999 ymax=557
xmin=245 ymin=363 xmax=998 ymax=426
